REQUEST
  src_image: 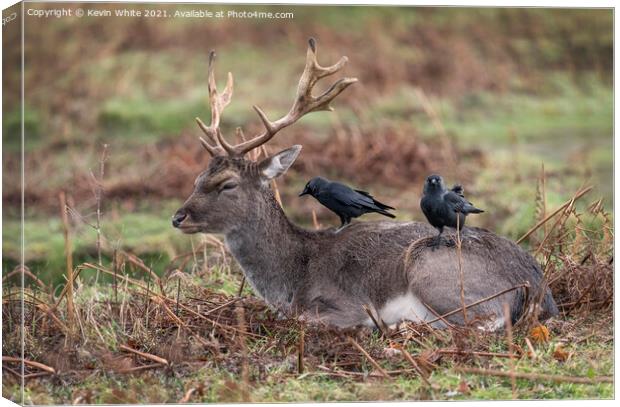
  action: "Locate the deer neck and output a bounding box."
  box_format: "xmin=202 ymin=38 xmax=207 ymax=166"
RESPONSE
xmin=224 ymin=190 xmax=306 ymax=311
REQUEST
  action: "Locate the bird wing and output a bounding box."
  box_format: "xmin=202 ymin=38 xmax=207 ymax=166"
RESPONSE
xmin=354 ymin=189 xmax=395 ymax=210
xmin=444 ymin=190 xmax=484 ymax=214
xmin=443 ymin=191 xmax=468 ymax=213
xmin=327 ymin=184 xmax=379 ymax=210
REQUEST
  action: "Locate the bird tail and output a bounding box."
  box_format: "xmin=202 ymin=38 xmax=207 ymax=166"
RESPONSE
xmin=372 ymin=199 xmax=395 ymax=211
xmin=466 ymin=206 xmax=484 ymax=214
xmin=376 ymin=209 xmax=396 ymax=219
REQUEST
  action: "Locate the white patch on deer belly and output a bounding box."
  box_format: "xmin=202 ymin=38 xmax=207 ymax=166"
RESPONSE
xmin=377 ymin=292 xmax=444 ymax=327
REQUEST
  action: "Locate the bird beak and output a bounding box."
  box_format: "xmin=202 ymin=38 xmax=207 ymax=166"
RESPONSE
xmin=299 ymin=187 xmax=309 ymax=197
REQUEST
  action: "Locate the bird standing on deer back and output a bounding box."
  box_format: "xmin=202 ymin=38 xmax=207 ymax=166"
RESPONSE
xmin=420 ymin=174 xmax=484 ymax=247
xmin=299 ymin=176 xmax=395 ymax=232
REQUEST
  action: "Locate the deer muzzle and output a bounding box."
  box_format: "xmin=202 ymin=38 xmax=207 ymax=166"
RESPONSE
xmin=172 ymin=209 xmax=188 ymax=228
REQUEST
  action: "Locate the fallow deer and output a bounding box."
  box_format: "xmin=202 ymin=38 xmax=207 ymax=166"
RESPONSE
xmin=172 ymin=38 xmax=558 ymax=330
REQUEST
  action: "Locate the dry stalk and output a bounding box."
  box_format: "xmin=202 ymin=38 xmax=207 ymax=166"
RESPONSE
xmin=298 ymin=324 xmax=305 ymax=375
xmin=348 ymin=337 xmax=389 ymax=378
xmin=311 ymin=210 xmax=321 ymax=230
xmin=396 ymin=344 xmax=431 ymax=386
xmin=2 ymin=356 xmax=55 ymax=374
xmin=426 ymin=283 xmax=530 ymax=325
xmin=503 ymin=302 xmax=517 ymax=399
xmin=90 ymin=144 xmax=109 ymax=282
xmin=235 ymin=302 xmax=251 ymax=402
xmin=362 ymin=304 xmax=388 ymax=336
xmin=119 ymin=344 xmax=168 ymax=365
xmin=3 ymin=265 xmax=45 ymax=289
xmin=237 ymin=276 xmax=246 ymax=297
xmin=59 ymin=192 xmax=76 ymax=333
xmin=456 ymin=214 xmax=467 ymax=323
xmin=524 ymin=338 xmax=537 ymax=360
xmin=517 ymin=186 xmax=592 ymax=244
xmin=179 ymin=388 xmax=197 ymax=403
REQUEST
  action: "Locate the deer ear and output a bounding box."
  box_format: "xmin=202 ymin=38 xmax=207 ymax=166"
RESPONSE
xmin=258 ymin=145 xmax=302 ymax=180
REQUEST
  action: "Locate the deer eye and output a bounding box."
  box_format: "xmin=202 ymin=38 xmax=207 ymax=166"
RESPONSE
xmin=218 ymin=181 xmax=238 ymax=193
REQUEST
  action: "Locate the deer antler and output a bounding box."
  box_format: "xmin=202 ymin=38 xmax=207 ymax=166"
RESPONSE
xmin=196 ymin=38 xmax=357 ymax=157
xmin=196 ymin=51 xmax=234 ymax=156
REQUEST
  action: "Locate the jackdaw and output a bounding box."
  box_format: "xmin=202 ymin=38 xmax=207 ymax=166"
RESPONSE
xmin=299 ymin=176 xmax=395 ymax=231
xmin=420 ymin=174 xmax=484 ymax=246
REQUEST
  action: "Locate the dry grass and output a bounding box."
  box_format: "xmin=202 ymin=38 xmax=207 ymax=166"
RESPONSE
xmin=1 ymin=184 xmax=613 ymax=402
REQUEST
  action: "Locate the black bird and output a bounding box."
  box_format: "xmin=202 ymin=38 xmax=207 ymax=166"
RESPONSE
xmin=299 ymin=177 xmax=395 ymax=231
xmin=420 ymin=174 xmax=484 ymax=246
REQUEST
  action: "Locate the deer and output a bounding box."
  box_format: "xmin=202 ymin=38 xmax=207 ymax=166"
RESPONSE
xmin=172 ymin=38 xmax=558 ymax=331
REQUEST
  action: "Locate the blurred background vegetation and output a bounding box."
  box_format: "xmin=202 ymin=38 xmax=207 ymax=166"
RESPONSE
xmin=2 ymin=4 xmax=613 ymax=286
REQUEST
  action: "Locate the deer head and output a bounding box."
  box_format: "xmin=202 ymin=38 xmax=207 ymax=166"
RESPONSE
xmin=172 ymin=38 xmax=357 ymax=234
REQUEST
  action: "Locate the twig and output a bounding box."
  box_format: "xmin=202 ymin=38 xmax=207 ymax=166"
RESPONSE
xmin=455 ymin=367 xmax=612 ymax=384
xmin=534 ymin=194 xmax=576 ymax=258
xmin=90 ymin=143 xmax=109 ymax=283
xmin=348 ymin=337 xmax=389 ymax=378
xmin=2 ymin=356 xmax=56 ymax=374
xmin=179 ymin=388 xmax=197 ymax=403
xmin=397 ymin=345 xmax=431 ymax=386
xmin=503 ymin=303 xmax=517 ymax=399
xmin=237 ymin=276 xmax=246 ymax=297
xmin=421 ymin=301 xmax=457 ymax=330
xmin=51 ymin=266 xmax=84 ymax=312
xmin=298 ymin=325 xmax=305 ymax=374
xmin=516 ymin=186 xmax=592 ymax=244
xmin=236 ymin=302 xmax=251 ymax=402
xmin=426 ymin=283 xmax=530 ymax=325
xmin=456 ymin=213 xmax=467 ymax=323
xmin=311 ymin=210 xmax=321 ymax=230
xmin=524 ymin=338 xmax=537 ymax=360
xmin=362 ymin=304 xmax=388 ymax=336
xmin=59 ymin=192 xmax=75 ymax=332
xmin=119 ymin=344 xmax=168 ymax=365
xmin=2 ymin=265 xmax=45 ymax=289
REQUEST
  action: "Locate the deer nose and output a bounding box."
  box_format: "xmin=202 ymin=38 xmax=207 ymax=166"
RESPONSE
xmin=172 ymin=210 xmax=188 ymax=228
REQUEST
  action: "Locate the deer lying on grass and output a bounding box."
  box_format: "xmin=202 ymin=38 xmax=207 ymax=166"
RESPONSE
xmin=172 ymin=38 xmax=558 ymax=330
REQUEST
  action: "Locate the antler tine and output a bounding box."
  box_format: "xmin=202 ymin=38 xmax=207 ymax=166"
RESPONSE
xmin=196 ymin=50 xmax=235 ymax=156
xmin=232 ymin=38 xmax=357 ymax=157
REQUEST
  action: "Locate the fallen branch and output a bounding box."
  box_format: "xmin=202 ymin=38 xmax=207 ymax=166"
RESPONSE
xmin=119 ymin=345 xmax=168 ymax=365
xmin=179 ymin=388 xmax=197 ymax=403
xmin=348 ymin=337 xmax=389 ymax=378
xmin=2 ymin=356 xmax=55 ymax=374
xmin=397 ymin=345 xmax=431 ymax=386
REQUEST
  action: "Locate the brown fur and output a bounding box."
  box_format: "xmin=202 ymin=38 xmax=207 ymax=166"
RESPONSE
xmin=174 ymin=152 xmax=558 ymax=329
